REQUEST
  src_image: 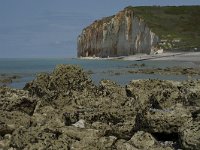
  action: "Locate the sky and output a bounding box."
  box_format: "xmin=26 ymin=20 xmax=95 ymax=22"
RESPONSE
xmin=0 ymin=0 xmax=200 ymax=58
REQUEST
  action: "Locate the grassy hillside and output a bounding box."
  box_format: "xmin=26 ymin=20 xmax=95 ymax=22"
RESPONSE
xmin=126 ymin=6 xmax=200 ymax=51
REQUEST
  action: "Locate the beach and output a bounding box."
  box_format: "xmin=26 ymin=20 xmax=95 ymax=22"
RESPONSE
xmin=79 ymin=52 xmax=200 ymax=64
xmin=121 ymin=52 xmax=200 ymax=63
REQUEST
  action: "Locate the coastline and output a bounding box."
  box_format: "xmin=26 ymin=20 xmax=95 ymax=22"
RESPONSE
xmin=79 ymin=52 xmax=200 ymax=64
xmin=1 ymin=53 xmax=200 ymax=89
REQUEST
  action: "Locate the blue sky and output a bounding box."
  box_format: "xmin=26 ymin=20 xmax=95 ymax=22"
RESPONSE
xmin=0 ymin=0 xmax=200 ymax=58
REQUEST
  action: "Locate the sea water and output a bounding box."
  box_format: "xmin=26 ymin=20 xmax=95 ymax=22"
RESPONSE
xmin=0 ymin=58 xmax=199 ymax=89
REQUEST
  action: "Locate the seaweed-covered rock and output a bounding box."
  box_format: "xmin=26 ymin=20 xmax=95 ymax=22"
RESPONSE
xmin=0 ymin=74 xmax=21 ymax=86
xmin=135 ymin=104 xmax=192 ymax=133
xmin=0 ymin=134 xmax=12 ymax=149
xmin=114 ymin=131 xmax=173 ymax=150
xmin=128 ymin=67 xmax=200 ymax=76
xmin=129 ymin=131 xmax=173 ymax=150
xmin=129 ymin=131 xmax=156 ymax=149
xmin=24 ymin=65 xmax=94 ymax=98
xmin=98 ymin=80 xmax=127 ymax=97
xmin=115 ymin=139 xmax=137 ymax=150
xmin=0 ymin=87 xmax=37 ymax=115
xmin=126 ymin=79 xmax=200 ymax=113
xmin=50 ymin=64 xmax=93 ymax=92
xmin=10 ymin=126 xmax=74 ymax=150
xmin=71 ymin=135 xmax=117 ymax=150
xmin=31 ymin=105 xmax=64 ymax=127
xmin=126 ymin=79 xmax=182 ymax=110
xmin=69 ymin=127 xmax=109 ymax=149
xmin=10 ymin=125 xmax=105 ymax=150
xmin=0 ymin=111 xmax=30 ymax=136
xmin=179 ymin=121 xmax=200 ymax=149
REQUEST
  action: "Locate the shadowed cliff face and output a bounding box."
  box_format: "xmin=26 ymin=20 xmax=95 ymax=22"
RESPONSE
xmin=77 ymin=8 xmax=159 ymax=57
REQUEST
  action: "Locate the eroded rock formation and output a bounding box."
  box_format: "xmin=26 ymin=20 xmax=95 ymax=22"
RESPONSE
xmin=77 ymin=7 xmax=159 ymax=57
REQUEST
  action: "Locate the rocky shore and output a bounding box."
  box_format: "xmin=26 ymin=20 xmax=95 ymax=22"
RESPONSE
xmin=128 ymin=66 xmax=200 ymax=76
xmin=0 ymin=64 xmax=200 ymax=150
xmin=0 ymin=74 xmax=21 ymax=87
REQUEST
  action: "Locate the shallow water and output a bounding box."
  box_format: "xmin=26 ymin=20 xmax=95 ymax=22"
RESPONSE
xmin=0 ymin=58 xmax=199 ymax=89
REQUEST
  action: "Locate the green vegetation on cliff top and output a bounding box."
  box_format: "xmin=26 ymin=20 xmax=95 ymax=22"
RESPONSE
xmin=126 ymin=6 xmax=200 ymax=51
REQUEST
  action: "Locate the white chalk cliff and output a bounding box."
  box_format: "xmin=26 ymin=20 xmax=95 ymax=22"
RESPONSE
xmin=77 ymin=7 xmax=159 ymax=57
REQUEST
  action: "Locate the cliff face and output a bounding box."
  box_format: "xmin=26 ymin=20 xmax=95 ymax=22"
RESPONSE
xmin=77 ymin=8 xmax=159 ymax=57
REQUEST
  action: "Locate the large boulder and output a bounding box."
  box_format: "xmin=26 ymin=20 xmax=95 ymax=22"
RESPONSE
xmin=129 ymin=131 xmax=173 ymax=150
xmin=126 ymin=79 xmax=183 ymax=110
xmin=135 ymin=103 xmax=192 ymax=133
xmin=0 ymin=87 xmax=38 ymax=115
xmin=10 ymin=125 xmax=105 ymax=150
xmin=179 ymin=121 xmax=200 ymax=149
xmin=10 ymin=126 xmax=73 ymax=150
xmin=24 ymin=65 xmax=94 ymax=97
xmin=126 ymin=79 xmax=200 ymax=112
xmin=129 ymin=131 xmax=157 ymax=149
xmin=98 ymin=80 xmax=127 ymax=97
xmin=115 ymin=131 xmax=173 ymax=150
xmin=24 ymin=65 xmax=96 ymax=108
xmin=31 ymin=105 xmax=64 ymax=127
xmin=0 ymin=110 xmax=30 ymax=136
xmin=0 ymin=134 xmax=12 ymax=150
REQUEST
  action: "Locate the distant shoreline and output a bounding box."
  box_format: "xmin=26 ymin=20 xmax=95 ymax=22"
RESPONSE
xmin=79 ymin=52 xmax=200 ymax=64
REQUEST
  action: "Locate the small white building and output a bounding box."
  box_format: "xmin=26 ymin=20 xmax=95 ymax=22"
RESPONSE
xmin=151 ymin=46 xmax=164 ymax=55
xmin=155 ymin=49 xmax=164 ymax=54
xmin=172 ymin=39 xmax=181 ymax=43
